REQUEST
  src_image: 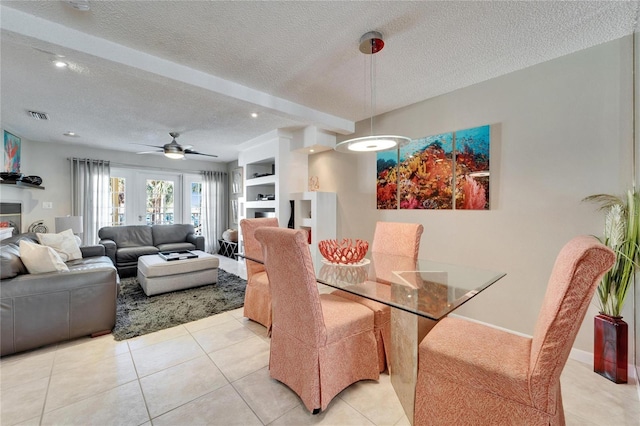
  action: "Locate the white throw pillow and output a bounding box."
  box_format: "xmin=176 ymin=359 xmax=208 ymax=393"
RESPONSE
xmin=37 ymin=229 xmax=82 ymax=262
xmin=19 ymin=240 xmax=69 ymax=274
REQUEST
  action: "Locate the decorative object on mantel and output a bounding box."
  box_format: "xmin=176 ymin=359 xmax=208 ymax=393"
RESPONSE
xmin=334 ymin=31 xmax=410 ymax=153
xmin=584 ymin=190 xmax=639 ymax=383
xmin=19 ymin=175 xmax=42 ymax=186
xmin=3 ymin=130 xmax=21 ymax=173
xmin=28 ymin=220 xmax=48 ymax=233
xmin=318 ymin=239 xmax=369 ymax=265
xmin=0 ymin=172 xmax=22 ymax=181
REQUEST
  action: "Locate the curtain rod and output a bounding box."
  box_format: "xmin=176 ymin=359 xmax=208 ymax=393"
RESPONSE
xmin=67 ymin=157 xmax=227 ymax=174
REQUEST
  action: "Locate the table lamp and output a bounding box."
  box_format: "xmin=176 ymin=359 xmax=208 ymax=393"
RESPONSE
xmin=55 ymin=216 xmax=84 ymax=245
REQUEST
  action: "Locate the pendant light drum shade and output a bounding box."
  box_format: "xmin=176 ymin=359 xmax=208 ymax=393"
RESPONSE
xmin=335 ymin=31 xmax=410 ymax=153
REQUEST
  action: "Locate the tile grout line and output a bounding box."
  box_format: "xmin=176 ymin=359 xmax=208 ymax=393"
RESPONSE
xmin=127 ymin=341 xmax=153 ymax=425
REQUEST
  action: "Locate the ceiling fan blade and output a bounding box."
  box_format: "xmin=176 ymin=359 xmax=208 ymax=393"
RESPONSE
xmin=184 ymin=149 xmax=218 ymax=158
xmin=136 ymin=150 xmax=163 ymax=155
xmin=136 ymin=143 xmax=165 ymax=149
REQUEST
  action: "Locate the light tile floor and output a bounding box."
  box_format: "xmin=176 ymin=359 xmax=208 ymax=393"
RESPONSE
xmin=1 ymin=255 xmax=638 ymax=426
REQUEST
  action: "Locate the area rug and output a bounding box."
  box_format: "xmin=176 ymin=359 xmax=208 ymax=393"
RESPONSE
xmin=112 ymin=269 xmax=246 ymax=341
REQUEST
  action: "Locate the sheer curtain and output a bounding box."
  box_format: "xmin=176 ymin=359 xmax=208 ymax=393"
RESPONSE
xmin=201 ymin=170 xmax=228 ymax=253
xmin=70 ymin=158 xmax=110 ymax=245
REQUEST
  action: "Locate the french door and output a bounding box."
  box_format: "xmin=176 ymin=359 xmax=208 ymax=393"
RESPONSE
xmin=109 ymin=168 xmax=201 ymax=230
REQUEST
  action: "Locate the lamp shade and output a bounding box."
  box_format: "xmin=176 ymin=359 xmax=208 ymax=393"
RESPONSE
xmin=55 ymin=216 xmax=83 ymax=234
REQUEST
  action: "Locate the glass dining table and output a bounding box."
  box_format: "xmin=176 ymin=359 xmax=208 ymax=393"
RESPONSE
xmin=239 ymin=251 xmax=506 ymax=423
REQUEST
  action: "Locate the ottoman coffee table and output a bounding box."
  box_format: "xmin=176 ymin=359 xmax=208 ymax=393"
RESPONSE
xmin=137 ymin=250 xmax=219 ymax=296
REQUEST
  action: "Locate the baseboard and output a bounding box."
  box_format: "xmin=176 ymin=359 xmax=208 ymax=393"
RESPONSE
xmin=450 ymin=313 xmax=638 ymax=390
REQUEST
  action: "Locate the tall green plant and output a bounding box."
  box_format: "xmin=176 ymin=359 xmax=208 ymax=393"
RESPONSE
xmin=584 ymin=190 xmax=640 ymax=317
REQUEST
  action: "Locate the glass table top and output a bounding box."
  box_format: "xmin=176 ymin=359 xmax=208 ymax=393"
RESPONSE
xmin=237 ymin=251 xmax=505 ymax=320
xmin=315 ymin=253 xmax=505 ymax=320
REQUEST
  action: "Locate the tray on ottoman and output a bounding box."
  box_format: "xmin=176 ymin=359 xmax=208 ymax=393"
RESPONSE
xmin=158 ymin=250 xmax=198 ymax=261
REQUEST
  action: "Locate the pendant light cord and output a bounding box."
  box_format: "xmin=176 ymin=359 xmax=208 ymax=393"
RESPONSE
xmin=370 ymin=42 xmax=376 ymax=137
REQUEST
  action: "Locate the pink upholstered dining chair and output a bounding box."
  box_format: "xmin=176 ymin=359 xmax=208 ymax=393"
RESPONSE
xmin=255 ymin=227 xmax=379 ymax=413
xmin=239 ymin=217 xmax=278 ymax=332
xmin=414 ymin=235 xmax=615 ymax=426
xmin=333 ymin=221 xmax=424 ymax=372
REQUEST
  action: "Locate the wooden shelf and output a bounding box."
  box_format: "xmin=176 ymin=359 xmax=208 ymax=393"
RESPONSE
xmin=0 ymin=180 xmax=45 ymax=190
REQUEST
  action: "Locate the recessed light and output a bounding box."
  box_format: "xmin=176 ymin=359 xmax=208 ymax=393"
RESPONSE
xmin=63 ymin=131 xmax=79 ymax=137
xmin=66 ymin=1 xmax=90 ymax=11
xmin=251 ymin=113 xmax=258 ymax=118
xmin=54 ymin=61 xmax=68 ymax=68
xmin=310 ymin=149 xmax=315 ymax=153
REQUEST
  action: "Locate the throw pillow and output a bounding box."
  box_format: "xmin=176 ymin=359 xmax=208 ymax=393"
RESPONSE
xmin=19 ymin=240 xmax=69 ymax=274
xmin=37 ymin=229 xmax=82 ymax=262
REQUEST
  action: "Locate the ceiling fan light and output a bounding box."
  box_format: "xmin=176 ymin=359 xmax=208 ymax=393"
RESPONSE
xmin=335 ymin=135 xmax=410 ymax=153
xmin=164 ymin=151 xmax=184 ymax=159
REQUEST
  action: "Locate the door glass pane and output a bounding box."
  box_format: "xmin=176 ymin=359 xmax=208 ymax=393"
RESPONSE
xmin=108 ymin=177 xmax=126 ymax=226
xmin=146 ymin=179 xmax=174 ymax=225
xmin=191 ymin=182 xmax=202 ymax=235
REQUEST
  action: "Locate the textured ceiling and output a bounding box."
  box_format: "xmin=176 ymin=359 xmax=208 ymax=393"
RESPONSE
xmin=1 ymin=1 xmax=639 ymax=162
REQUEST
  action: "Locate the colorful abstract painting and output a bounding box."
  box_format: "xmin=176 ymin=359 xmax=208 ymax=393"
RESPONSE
xmin=376 ymin=150 xmax=398 ymax=209
xmin=376 ymin=124 xmax=490 ymax=210
xmin=455 ymin=125 xmax=490 ymax=210
xmin=3 ymin=131 xmax=21 ymax=173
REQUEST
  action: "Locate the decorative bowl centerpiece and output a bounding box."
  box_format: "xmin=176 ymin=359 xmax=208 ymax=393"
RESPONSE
xmin=318 ymin=239 xmax=369 ymax=265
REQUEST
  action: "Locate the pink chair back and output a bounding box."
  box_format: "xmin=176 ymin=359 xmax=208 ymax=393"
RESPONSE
xmin=371 ymin=221 xmax=424 ymax=258
xmin=529 ymin=235 xmax=615 ymax=412
xmin=255 ymin=227 xmax=327 ymax=346
xmin=240 ymin=218 xmax=278 ymax=279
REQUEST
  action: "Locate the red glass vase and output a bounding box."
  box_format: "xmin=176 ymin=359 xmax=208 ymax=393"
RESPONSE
xmin=593 ymin=314 xmax=627 ymax=383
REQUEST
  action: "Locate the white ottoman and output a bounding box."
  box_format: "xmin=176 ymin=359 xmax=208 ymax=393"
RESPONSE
xmin=137 ymin=250 xmax=219 ymax=296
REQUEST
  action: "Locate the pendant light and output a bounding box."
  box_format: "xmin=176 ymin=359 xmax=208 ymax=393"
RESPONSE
xmin=335 ymin=31 xmax=410 ymax=153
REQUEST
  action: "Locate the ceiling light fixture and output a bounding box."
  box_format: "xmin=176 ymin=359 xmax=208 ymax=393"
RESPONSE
xmin=335 ymin=31 xmax=410 ymax=153
xmin=251 ymin=112 xmax=258 ymax=118
xmin=54 ymin=61 xmax=68 ymax=68
xmin=63 ymin=131 xmax=78 ymax=137
xmin=164 ymin=147 xmax=184 ymax=160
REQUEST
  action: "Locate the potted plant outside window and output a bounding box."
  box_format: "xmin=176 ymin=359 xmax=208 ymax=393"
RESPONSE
xmin=584 ymin=189 xmax=640 ymax=383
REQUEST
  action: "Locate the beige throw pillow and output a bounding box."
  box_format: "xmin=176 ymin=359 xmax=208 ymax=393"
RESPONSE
xmin=19 ymin=240 xmax=69 ymax=274
xmin=37 ymin=229 xmax=82 ymax=262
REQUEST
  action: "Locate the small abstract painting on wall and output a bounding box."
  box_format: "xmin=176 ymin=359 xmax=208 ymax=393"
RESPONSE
xmin=3 ymin=131 xmax=21 ymax=173
xmin=376 ymin=124 xmax=490 ymax=210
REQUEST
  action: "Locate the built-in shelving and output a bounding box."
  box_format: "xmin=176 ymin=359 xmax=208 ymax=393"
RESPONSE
xmin=290 ymin=191 xmax=336 ymax=258
xmin=243 ymin=158 xmax=276 ymax=220
xmin=0 ymin=180 xmax=45 ymax=190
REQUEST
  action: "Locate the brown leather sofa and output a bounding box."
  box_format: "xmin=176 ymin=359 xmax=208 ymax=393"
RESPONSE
xmin=0 ymin=233 xmax=118 ymax=356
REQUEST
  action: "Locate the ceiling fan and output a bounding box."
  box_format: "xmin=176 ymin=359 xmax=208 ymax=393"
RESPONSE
xmin=137 ymin=132 xmax=218 ymax=159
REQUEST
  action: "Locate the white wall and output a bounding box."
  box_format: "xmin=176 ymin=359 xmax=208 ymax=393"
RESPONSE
xmin=0 ymin=138 xmax=226 ymax=234
xmin=309 ymin=36 xmax=635 ymax=356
